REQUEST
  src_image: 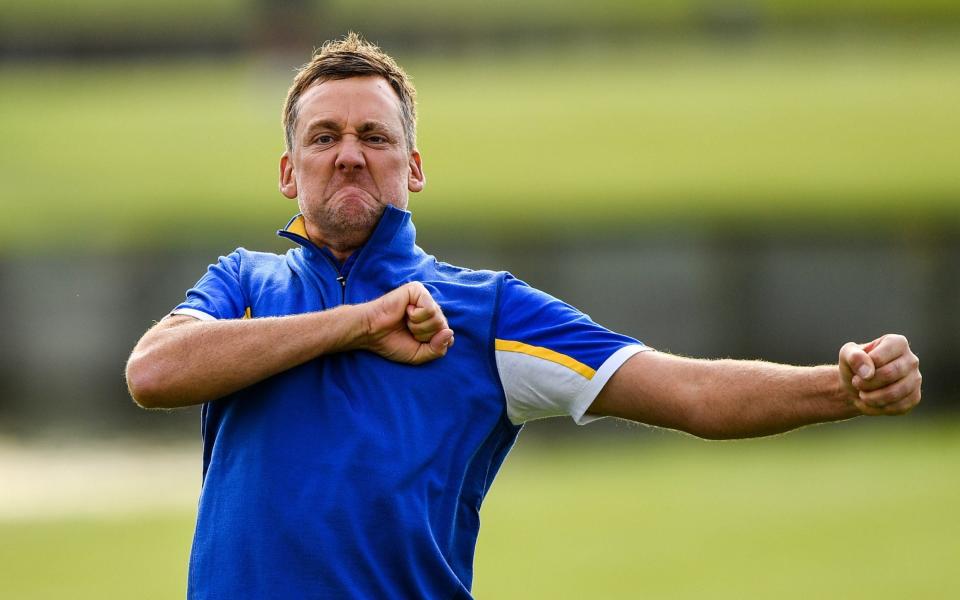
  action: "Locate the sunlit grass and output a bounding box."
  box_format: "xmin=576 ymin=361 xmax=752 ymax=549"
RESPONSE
xmin=475 ymin=418 xmax=960 ymax=598
xmin=1 ymin=36 xmax=958 ymax=253
xmin=2 ymin=419 xmax=957 ymax=598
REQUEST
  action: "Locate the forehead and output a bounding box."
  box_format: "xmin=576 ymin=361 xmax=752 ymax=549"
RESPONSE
xmin=295 ymin=76 xmax=403 ymax=129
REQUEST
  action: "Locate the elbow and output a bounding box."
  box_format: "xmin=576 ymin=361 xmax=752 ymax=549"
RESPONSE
xmin=125 ymin=351 xmax=172 ymax=409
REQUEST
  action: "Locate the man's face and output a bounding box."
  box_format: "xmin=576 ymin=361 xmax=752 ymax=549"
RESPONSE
xmin=279 ymin=76 xmax=424 ymax=254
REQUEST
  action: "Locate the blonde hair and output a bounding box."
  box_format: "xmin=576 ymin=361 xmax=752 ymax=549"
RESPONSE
xmin=283 ymin=33 xmax=417 ymax=152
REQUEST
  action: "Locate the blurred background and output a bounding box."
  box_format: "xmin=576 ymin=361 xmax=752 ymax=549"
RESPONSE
xmin=1 ymin=1 xmax=958 ymax=597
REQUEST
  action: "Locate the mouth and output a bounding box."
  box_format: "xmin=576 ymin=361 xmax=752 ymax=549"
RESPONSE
xmin=330 ymin=185 xmax=375 ymax=204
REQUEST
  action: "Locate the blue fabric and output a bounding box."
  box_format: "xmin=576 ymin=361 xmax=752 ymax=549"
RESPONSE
xmin=174 ymin=206 xmax=641 ymax=598
xmin=496 ymin=274 xmax=642 ymax=370
xmin=179 ymin=207 xmax=516 ymax=599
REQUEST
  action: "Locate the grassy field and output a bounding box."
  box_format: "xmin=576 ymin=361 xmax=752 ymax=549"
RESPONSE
xmin=2 ymin=419 xmax=957 ymax=598
xmin=5 ymin=1 xmax=959 ymax=37
xmin=1 ymin=36 xmax=958 ymax=253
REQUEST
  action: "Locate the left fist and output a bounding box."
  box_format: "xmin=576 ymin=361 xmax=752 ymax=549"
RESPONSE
xmin=839 ymin=334 xmax=921 ymax=416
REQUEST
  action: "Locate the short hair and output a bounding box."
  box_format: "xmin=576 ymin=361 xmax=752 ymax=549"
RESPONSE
xmin=283 ymin=33 xmax=417 ymax=153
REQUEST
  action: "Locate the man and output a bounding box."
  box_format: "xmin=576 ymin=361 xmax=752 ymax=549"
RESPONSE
xmin=126 ymin=34 xmax=921 ymax=599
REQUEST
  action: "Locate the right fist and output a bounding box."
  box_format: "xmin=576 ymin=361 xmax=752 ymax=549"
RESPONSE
xmin=357 ymin=282 xmax=454 ymax=365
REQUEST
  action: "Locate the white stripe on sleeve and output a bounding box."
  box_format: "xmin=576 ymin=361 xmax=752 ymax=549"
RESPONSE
xmin=166 ymin=308 xmax=217 ymax=321
xmin=496 ymin=344 xmax=649 ymax=426
xmin=571 ymin=345 xmax=650 ymax=425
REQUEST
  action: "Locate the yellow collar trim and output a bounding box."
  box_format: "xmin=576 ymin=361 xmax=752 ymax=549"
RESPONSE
xmin=284 ymin=214 xmax=309 ymax=239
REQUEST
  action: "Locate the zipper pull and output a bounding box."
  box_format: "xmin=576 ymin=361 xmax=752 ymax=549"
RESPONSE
xmin=336 ymin=275 xmax=346 ymax=289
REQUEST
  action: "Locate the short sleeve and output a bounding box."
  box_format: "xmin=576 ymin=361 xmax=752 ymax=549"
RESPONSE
xmin=169 ymin=251 xmax=247 ymax=321
xmin=494 ymin=274 xmax=650 ymax=426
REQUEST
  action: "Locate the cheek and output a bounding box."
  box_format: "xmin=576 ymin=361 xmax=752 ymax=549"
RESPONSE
xmin=296 ymin=159 xmax=334 ymax=189
xmin=385 ymin=156 xmax=413 ymax=184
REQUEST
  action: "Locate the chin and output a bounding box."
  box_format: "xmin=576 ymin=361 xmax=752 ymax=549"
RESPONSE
xmin=328 ymin=202 xmax=384 ymax=236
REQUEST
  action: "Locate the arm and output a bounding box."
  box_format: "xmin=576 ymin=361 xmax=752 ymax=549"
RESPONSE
xmin=125 ymin=282 xmax=454 ymax=409
xmin=587 ymin=334 xmax=921 ymax=439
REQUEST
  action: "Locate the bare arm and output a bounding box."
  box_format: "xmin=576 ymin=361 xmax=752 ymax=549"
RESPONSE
xmin=125 ymin=282 xmax=454 ymax=409
xmin=588 ymin=334 xmax=921 ymax=439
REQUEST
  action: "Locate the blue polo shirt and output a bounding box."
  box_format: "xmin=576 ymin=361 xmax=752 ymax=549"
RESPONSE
xmin=172 ymin=206 xmax=647 ymax=599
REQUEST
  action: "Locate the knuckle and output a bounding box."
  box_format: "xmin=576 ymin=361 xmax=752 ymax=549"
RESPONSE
xmin=874 ymin=389 xmax=896 ymax=405
xmin=884 ymin=386 xmax=902 ymax=403
xmin=892 ymin=361 xmax=908 ymax=378
xmin=884 ymin=364 xmax=902 ymax=380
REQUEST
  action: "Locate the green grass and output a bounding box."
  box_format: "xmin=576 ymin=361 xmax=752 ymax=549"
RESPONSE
xmin=0 ymin=513 xmax=194 ymax=599
xmin=1 ymin=37 xmax=958 ymax=253
xmin=0 ymin=0 xmax=251 ymax=37
xmin=475 ymin=419 xmax=960 ymax=598
xmin=4 ymin=0 xmax=959 ymax=38
xmin=326 ymin=0 xmax=960 ymax=35
xmin=2 ymin=420 xmax=957 ymax=598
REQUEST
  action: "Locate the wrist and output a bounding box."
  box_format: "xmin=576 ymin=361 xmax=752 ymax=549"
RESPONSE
xmin=337 ymin=303 xmax=373 ymax=352
xmin=828 ymin=365 xmax=865 ymax=418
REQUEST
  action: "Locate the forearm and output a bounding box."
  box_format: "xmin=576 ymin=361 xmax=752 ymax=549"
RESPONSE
xmin=126 ymin=306 xmax=365 ymax=409
xmin=678 ymin=359 xmax=859 ymax=439
xmin=592 ymin=352 xmax=861 ymax=440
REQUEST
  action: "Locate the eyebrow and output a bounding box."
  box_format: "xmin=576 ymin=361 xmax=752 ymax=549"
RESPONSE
xmin=302 ymin=119 xmax=396 ymax=139
xmin=356 ymin=121 xmax=395 ymax=134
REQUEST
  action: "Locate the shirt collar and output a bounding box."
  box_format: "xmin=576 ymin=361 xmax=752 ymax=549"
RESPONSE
xmin=277 ymin=205 xmax=420 ymax=263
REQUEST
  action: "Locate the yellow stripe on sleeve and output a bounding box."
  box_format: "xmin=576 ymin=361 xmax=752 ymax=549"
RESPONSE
xmin=494 ymin=339 xmax=596 ymax=379
xmin=243 ymin=306 xmax=252 ymax=319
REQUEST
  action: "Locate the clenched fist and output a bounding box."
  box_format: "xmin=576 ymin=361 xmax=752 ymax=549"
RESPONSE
xmin=839 ymin=334 xmax=921 ymax=416
xmin=356 ymin=282 xmax=454 ymax=365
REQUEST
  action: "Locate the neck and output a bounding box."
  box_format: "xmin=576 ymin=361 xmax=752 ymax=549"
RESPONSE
xmin=324 ymin=245 xmax=356 ymax=263
xmin=303 ymin=222 xmax=372 ymax=263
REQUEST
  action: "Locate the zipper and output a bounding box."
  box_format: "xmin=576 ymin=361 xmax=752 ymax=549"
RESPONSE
xmin=308 ymin=237 xmax=371 ymax=307
xmin=340 ymin=239 xmax=373 ymax=307
xmin=313 ymin=248 xmax=346 ymax=306
xmin=279 ymin=227 xmax=364 ymax=307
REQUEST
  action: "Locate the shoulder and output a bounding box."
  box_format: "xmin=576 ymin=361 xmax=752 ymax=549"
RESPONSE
xmin=203 ymin=248 xmax=298 ymax=297
xmin=204 ymin=247 xmax=285 ymax=270
xmin=494 ymin=272 xmax=573 ymax=315
xmin=433 ymin=260 xmax=506 ymax=285
xmin=230 ymin=247 xmax=288 ymax=267
xmin=425 ymin=260 xmax=509 ymax=299
xmin=215 ymin=247 xmax=297 ymax=279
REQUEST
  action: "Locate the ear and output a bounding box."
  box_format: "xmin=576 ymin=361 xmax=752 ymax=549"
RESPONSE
xmin=407 ymin=150 xmax=425 ymax=193
xmin=279 ymin=151 xmax=298 ymax=199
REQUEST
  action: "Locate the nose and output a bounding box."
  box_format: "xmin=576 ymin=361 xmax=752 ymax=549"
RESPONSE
xmin=335 ymin=135 xmax=366 ymax=172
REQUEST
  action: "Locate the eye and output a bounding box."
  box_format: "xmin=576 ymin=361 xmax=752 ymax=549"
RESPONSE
xmin=366 ymin=134 xmax=388 ymax=144
xmin=314 ymin=134 xmax=335 ymax=145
